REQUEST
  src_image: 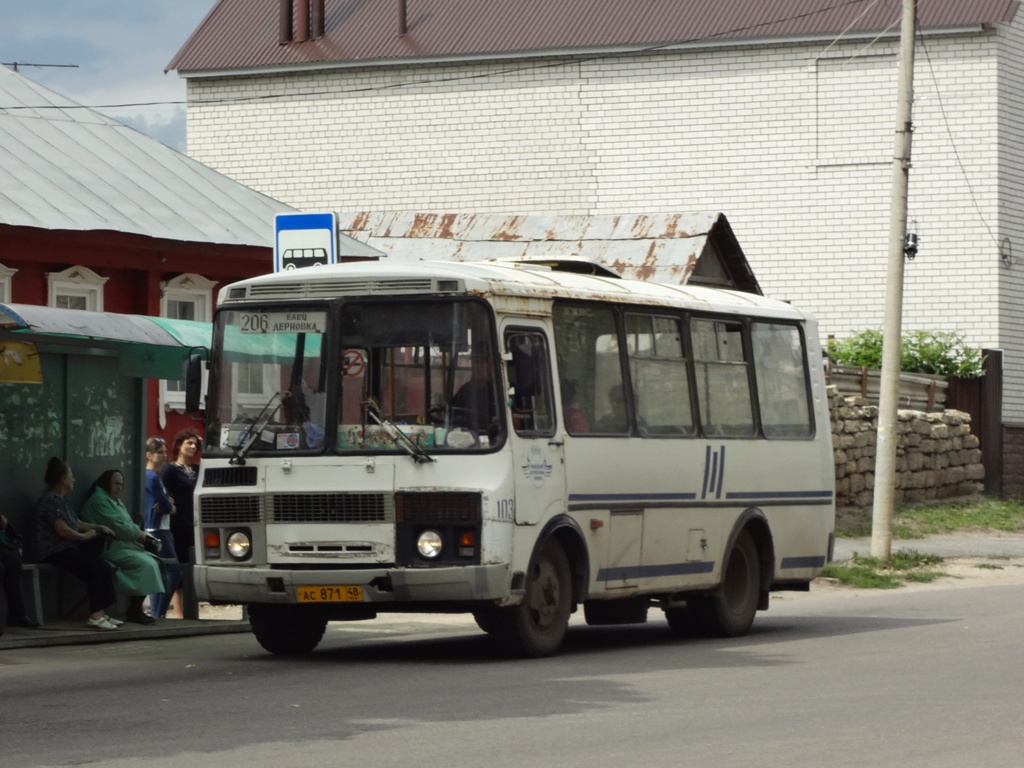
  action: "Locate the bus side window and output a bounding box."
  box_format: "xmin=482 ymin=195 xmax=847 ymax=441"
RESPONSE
xmin=691 ymin=318 xmax=756 ymax=438
xmin=505 ymin=330 xmax=555 ymax=437
xmin=625 ymin=313 xmax=695 ymax=436
xmin=553 ymin=303 xmax=625 ymax=436
xmin=752 ymin=322 xmax=813 ymax=439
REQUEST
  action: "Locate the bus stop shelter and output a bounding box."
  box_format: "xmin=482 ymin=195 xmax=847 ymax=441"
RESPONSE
xmin=0 ymin=303 xmax=210 ymax=560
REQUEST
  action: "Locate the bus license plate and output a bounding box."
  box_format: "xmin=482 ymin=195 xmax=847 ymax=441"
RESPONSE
xmin=296 ymin=585 xmax=364 ymax=603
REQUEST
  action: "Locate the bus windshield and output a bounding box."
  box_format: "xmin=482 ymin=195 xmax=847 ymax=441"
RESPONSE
xmin=205 ymin=299 xmax=503 ymax=457
xmin=207 ymin=307 xmax=330 ymax=457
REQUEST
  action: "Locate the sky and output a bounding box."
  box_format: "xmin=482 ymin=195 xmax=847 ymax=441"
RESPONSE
xmin=0 ymin=1 xmax=216 ymax=152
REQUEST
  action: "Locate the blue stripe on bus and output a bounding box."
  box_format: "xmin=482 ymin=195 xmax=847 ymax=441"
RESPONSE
xmin=597 ymin=561 xmax=716 ymax=581
xmin=780 ymin=556 xmax=827 ymax=569
xmin=568 ymin=493 xmax=699 ymax=503
xmin=726 ymin=490 xmax=834 ymax=500
xmin=568 ymin=490 xmax=832 ymax=505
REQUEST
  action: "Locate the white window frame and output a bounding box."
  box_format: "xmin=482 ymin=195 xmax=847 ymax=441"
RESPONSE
xmin=47 ymin=265 xmax=108 ymax=311
xmin=159 ymin=273 xmax=217 ymax=420
xmin=0 ymin=263 xmax=17 ymax=303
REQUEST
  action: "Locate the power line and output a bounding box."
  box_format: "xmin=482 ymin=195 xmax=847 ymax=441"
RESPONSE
xmin=915 ymin=19 xmax=1000 ymax=249
xmin=2 ymin=0 xmax=871 ymax=112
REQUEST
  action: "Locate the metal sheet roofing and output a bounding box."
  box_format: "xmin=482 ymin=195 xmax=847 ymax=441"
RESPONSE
xmin=336 ymin=211 xmax=762 ymax=293
xmin=168 ymin=0 xmax=1020 ymax=74
xmin=0 ymin=64 xmax=296 ymax=248
xmin=0 ymin=302 xmax=212 ymax=379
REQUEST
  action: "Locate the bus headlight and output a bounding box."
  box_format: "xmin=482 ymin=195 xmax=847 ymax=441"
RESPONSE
xmin=226 ymin=530 xmax=252 ymax=560
xmin=416 ymin=530 xmax=443 ymax=558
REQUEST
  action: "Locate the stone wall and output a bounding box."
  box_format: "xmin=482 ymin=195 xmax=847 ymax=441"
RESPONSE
xmin=829 ymin=386 xmax=985 ymax=509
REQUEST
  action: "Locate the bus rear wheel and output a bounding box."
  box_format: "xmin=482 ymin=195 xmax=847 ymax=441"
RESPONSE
xmin=249 ymin=604 xmax=328 ymax=655
xmin=665 ymin=529 xmax=761 ymax=638
xmin=494 ymin=538 xmax=573 ymax=657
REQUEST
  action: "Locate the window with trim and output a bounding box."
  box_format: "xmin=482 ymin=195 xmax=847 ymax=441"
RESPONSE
xmin=0 ymin=263 xmax=16 ymax=303
xmin=161 ymin=274 xmax=216 ymax=410
xmin=691 ymin=317 xmax=755 ymax=437
xmin=47 ymin=266 xmax=107 ymax=311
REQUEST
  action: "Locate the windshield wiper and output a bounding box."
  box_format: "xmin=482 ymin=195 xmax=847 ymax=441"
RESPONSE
xmin=230 ymin=391 xmax=285 ymax=465
xmin=362 ymin=397 xmax=435 ymax=464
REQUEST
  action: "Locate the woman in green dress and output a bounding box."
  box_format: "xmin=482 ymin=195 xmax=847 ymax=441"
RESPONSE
xmin=80 ymin=469 xmax=165 ymax=625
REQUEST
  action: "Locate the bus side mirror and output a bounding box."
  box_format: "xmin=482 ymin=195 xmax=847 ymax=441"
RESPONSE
xmin=185 ymin=353 xmax=205 ymax=413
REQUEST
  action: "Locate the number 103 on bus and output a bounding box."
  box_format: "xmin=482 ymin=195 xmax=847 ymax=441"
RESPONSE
xmin=297 ymin=585 xmax=364 ymax=603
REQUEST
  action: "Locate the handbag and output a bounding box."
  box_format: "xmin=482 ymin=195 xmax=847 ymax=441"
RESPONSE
xmin=143 ymin=533 xmax=163 ymax=556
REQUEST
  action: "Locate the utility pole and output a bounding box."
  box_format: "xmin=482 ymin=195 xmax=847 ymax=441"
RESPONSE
xmin=871 ymin=0 xmax=917 ymax=560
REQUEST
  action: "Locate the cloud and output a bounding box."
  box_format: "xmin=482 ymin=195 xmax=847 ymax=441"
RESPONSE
xmin=0 ymin=1 xmax=211 ymax=148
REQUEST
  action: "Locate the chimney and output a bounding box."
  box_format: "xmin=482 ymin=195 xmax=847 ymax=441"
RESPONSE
xmin=397 ymin=0 xmax=407 ymax=37
xmin=295 ymin=0 xmax=311 ymax=42
xmin=279 ymin=0 xmax=293 ymax=44
xmin=311 ymin=0 xmax=325 ymax=39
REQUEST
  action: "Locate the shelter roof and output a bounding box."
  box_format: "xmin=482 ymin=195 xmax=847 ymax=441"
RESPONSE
xmin=168 ymin=0 xmax=1020 ymax=75
xmin=0 ymin=303 xmax=211 ymax=380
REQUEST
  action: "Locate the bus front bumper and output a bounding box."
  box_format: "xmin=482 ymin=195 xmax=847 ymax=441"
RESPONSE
xmin=193 ymin=562 xmax=511 ymax=605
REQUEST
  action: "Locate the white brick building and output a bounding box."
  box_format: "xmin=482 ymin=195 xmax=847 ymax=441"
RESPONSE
xmin=170 ymin=0 xmax=1024 ymax=490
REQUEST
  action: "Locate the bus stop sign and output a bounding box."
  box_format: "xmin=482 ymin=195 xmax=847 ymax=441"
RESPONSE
xmin=274 ymin=212 xmax=338 ymax=272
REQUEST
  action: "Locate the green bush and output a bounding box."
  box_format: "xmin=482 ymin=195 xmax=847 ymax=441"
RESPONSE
xmin=828 ymin=329 xmax=985 ymax=379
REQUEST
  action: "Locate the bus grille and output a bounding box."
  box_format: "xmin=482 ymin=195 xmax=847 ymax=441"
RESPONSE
xmin=246 ymin=278 xmax=435 ymax=299
xmin=395 ymin=492 xmax=482 ymax=523
xmin=200 ymin=495 xmax=263 ymax=524
xmin=203 ymin=466 xmax=258 ymax=487
xmin=271 ymin=493 xmax=394 ymax=523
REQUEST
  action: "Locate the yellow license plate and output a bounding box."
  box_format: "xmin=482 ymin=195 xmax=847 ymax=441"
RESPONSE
xmin=296 ymin=585 xmax=364 ymax=603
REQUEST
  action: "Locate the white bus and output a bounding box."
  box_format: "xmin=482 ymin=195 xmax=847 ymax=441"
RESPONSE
xmin=189 ymin=259 xmax=835 ymax=657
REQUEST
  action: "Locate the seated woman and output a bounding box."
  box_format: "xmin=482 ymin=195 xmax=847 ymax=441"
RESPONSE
xmin=80 ymin=469 xmax=165 ymax=625
xmin=34 ymin=457 xmax=120 ymax=631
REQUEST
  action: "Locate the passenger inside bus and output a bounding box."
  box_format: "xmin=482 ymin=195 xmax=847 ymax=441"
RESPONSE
xmin=596 ymin=384 xmax=629 ymax=432
xmin=561 ymin=380 xmax=590 ymax=433
xmin=448 ymin=352 xmax=499 ymax=439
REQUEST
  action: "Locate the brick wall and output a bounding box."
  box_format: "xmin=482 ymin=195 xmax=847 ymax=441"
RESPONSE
xmin=184 ymin=25 xmax=1023 ymax=420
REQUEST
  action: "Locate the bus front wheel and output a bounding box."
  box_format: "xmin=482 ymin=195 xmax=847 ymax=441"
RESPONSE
xmin=665 ymin=529 xmax=760 ymax=638
xmin=249 ymin=604 xmax=328 ymax=655
xmin=494 ymin=538 xmax=573 ymax=657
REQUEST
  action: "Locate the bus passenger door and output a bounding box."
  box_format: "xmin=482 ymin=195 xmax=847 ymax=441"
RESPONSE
xmin=503 ymin=325 xmax=566 ymax=526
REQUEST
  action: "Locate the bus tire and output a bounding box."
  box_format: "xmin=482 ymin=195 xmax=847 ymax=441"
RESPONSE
xmin=494 ymin=538 xmax=573 ymax=657
xmin=702 ymin=529 xmax=761 ymax=637
xmin=665 ymin=530 xmax=760 ymax=638
xmin=472 ymin=607 xmax=501 ymax=636
xmin=249 ymin=604 xmax=328 ymax=655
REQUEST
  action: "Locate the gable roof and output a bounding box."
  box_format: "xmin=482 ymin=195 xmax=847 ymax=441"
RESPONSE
xmin=168 ymin=0 xmax=1020 ymax=75
xmin=337 ymin=211 xmax=763 ymax=294
xmin=0 ymin=64 xmax=294 ymax=248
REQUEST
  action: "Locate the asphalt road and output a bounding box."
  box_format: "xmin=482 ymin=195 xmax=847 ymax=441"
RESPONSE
xmin=3 ymin=573 xmax=1023 ymax=768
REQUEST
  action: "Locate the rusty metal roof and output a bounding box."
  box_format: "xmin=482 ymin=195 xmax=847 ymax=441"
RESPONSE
xmin=336 ymin=211 xmax=763 ymax=294
xmin=168 ymin=0 xmax=1020 ymax=74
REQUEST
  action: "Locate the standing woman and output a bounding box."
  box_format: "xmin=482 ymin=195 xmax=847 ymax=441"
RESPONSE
xmin=80 ymin=469 xmax=164 ymax=625
xmin=144 ymin=438 xmax=181 ymax=618
xmin=34 ymin=457 xmax=120 ymax=630
xmin=161 ymin=429 xmax=201 ymax=565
